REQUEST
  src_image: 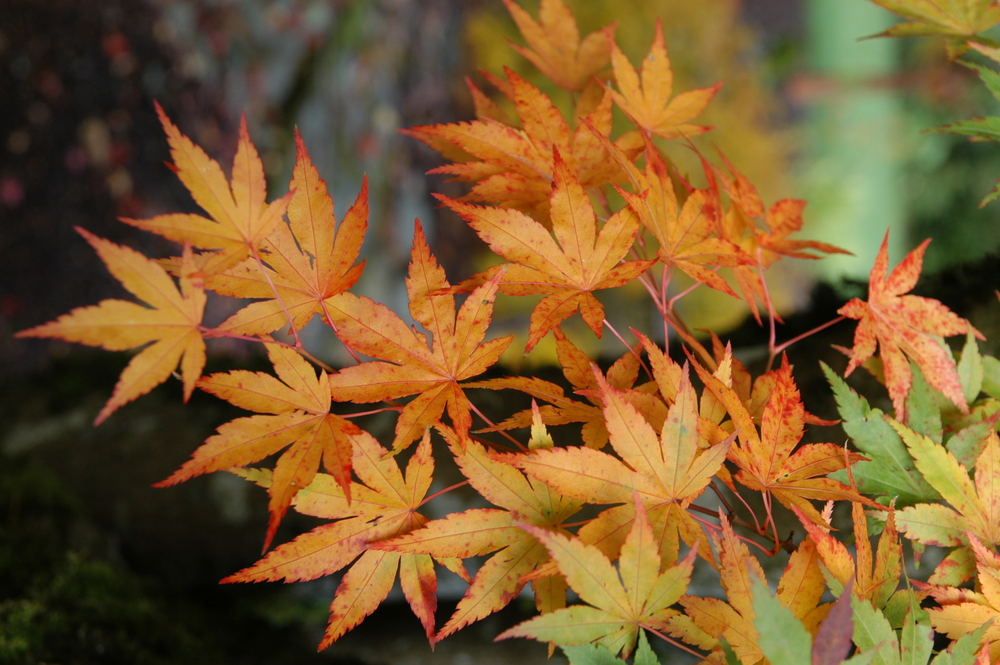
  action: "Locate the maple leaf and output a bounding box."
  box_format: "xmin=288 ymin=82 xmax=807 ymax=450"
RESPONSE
xmin=496 ymin=363 xmax=731 ymax=566
xmin=208 ymin=132 xmax=367 ymax=336
xmin=667 ymin=513 xmax=828 ymax=665
xmin=17 ymin=229 xmax=205 ymax=425
xmin=850 ymin=590 xmax=990 ymax=665
xmin=157 ymin=341 xmax=359 ymax=552
xmin=502 ymin=0 xmax=615 ymax=92
xmin=323 ymin=221 xmax=512 ymax=452
xmin=409 ymin=68 xmax=638 ymax=218
xmin=693 ymin=354 xmax=874 ymax=527
xmin=927 ymin=43 xmax=1000 ymax=206
xmin=373 ymin=426 xmax=582 ymax=642
xmin=838 ymin=231 xmax=979 ymax=419
xmin=892 ymin=422 xmax=1000 ymax=585
xmin=223 ymin=430 xmax=437 ymax=646
xmin=607 ymin=19 xmax=722 ymax=140
xmin=471 ymin=327 xmax=664 ymax=449
xmin=120 ymin=103 xmax=291 ymax=276
xmin=695 ymin=151 xmax=849 ymax=323
xmin=708 ymin=149 xmax=848 ymax=269
xmin=755 ymin=198 xmax=852 ymax=267
xmin=868 ymin=0 xmax=1000 ymax=58
xmin=615 ymin=147 xmax=752 ymax=298
xmin=923 ymin=531 xmax=1000 ymax=657
xmin=439 ymin=149 xmax=655 ymax=352
xmin=822 ymin=362 xmax=941 ymax=506
xmin=497 ymin=496 xmax=696 ymax=659
xmin=794 ymin=501 xmax=903 ymax=608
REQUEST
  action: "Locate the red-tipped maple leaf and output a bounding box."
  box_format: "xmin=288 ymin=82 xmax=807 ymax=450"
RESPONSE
xmin=157 ymin=341 xmax=358 ymax=552
xmin=607 ymin=19 xmax=721 ymax=140
xmin=693 ymin=354 xmax=874 ymax=527
xmin=207 ymin=132 xmax=367 ymax=336
xmin=323 ymin=221 xmax=512 ymax=452
xmin=755 ymin=198 xmax=851 ymax=267
xmin=120 ymin=103 xmax=291 ymax=276
xmin=794 ymin=502 xmax=903 ymax=607
xmin=498 ymin=496 xmax=695 ymax=659
xmin=502 ymin=0 xmax=615 ymax=92
xmin=668 ymin=513 xmax=828 ymax=664
xmin=497 ymin=364 xmax=731 ymax=566
xmin=713 ymin=149 xmax=850 ymax=268
xmin=439 ymin=149 xmax=655 ymax=352
xmin=839 ymin=231 xmax=980 ymax=419
xmin=373 ymin=426 xmax=582 ymax=642
xmin=17 ymin=229 xmax=206 ymax=425
xmin=224 ymin=430 xmax=437 ymax=646
xmin=702 ymin=151 xmax=849 ymax=323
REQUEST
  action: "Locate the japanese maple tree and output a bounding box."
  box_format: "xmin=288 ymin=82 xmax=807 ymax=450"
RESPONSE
xmin=16 ymin=0 xmax=1000 ymax=663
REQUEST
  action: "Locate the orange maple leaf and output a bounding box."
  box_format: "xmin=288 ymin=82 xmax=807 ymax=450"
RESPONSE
xmin=668 ymin=513 xmax=828 ymax=664
xmin=440 ymin=149 xmax=655 ymax=352
xmin=224 ymin=431 xmax=438 ymax=645
xmin=502 ymin=0 xmax=615 ymax=92
xmin=701 ymin=151 xmax=849 ymax=323
xmin=17 ymin=229 xmax=205 ymax=425
xmin=607 ymin=19 xmax=721 ymax=141
xmin=323 ymin=221 xmax=512 ymax=452
xmin=693 ymin=354 xmax=874 ymax=527
xmin=409 ymin=68 xmax=638 ymax=219
xmin=711 ymin=151 xmax=848 ymax=269
xmin=794 ymin=501 xmax=903 ymax=607
xmin=497 ymin=363 xmax=731 ymax=567
xmin=120 ymin=103 xmax=291 ymax=276
xmin=157 ymin=341 xmax=358 ymax=552
xmin=616 ymin=147 xmax=753 ymax=297
xmin=755 ymin=198 xmax=851 ymax=267
xmin=373 ymin=426 xmax=582 ymax=642
xmin=208 ymin=131 xmax=367 ymax=336
xmin=838 ymin=230 xmax=979 ymax=419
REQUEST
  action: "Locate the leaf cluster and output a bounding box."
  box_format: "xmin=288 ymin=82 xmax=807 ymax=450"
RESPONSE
xmin=15 ymin=0 xmax=1000 ymax=662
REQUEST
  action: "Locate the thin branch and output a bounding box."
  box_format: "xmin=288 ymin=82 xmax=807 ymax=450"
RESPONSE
xmin=468 ymin=401 xmax=528 ymax=452
xmin=419 ymin=480 xmax=470 ymax=508
xmin=341 ymin=406 xmax=402 ymax=418
xmin=469 ymin=433 xmax=525 ymax=454
xmin=199 ymin=326 xmax=337 ymax=374
xmin=603 ymin=318 xmax=653 ymax=381
xmin=772 ymin=316 xmax=847 ymax=358
xmin=642 ymin=625 xmax=707 ymax=661
xmin=755 ymin=249 xmax=779 ymax=373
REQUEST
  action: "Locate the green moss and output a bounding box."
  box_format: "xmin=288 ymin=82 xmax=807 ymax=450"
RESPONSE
xmin=0 ymin=457 xmax=221 ymax=665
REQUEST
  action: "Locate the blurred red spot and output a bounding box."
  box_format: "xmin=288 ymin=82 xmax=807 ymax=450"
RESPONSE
xmin=0 ymin=177 xmax=24 ymax=208
xmin=102 ymin=32 xmax=130 ymax=59
xmin=0 ymin=295 xmax=22 ymax=318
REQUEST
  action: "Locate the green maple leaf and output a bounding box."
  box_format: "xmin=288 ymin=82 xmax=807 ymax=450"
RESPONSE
xmin=497 ymin=497 xmax=693 ymax=659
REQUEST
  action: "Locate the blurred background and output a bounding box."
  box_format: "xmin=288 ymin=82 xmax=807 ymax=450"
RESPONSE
xmin=2 ymin=0 xmax=1000 ymax=663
